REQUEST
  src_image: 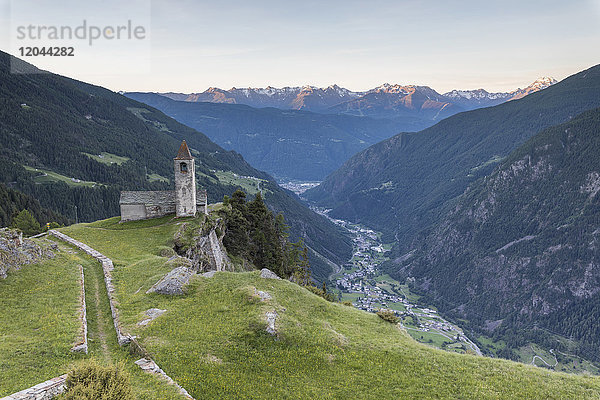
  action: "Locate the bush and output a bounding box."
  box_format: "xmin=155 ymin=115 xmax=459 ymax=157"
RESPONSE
xmin=305 ymin=285 xmax=336 ymax=302
xmin=158 ymin=246 xmax=176 ymax=257
xmin=377 ymin=309 xmax=399 ymax=324
xmin=60 ymin=360 xmax=133 ymax=400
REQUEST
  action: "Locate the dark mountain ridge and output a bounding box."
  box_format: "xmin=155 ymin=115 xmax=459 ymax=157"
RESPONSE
xmin=0 ymin=51 xmax=351 ymax=281
xmin=391 ymin=108 xmax=600 ymax=363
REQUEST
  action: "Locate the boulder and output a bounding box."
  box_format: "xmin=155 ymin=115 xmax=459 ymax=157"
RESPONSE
xmin=146 ymin=267 xmax=193 ymax=295
xmin=260 ymin=268 xmax=281 ymax=280
xmin=255 ymin=289 xmax=272 ymax=301
xmin=138 ymin=308 xmax=167 ymax=326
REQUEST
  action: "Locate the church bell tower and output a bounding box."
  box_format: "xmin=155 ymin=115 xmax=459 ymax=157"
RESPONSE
xmin=174 ymin=140 xmax=197 ymax=217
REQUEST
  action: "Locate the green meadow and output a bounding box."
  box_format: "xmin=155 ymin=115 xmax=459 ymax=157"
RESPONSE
xmin=23 ymin=166 xmax=98 ymax=187
xmin=53 ymin=215 xmax=600 ymax=399
xmin=82 ymin=151 xmax=130 ymax=166
xmin=0 ymin=235 xmax=187 ymax=398
xmin=0 ymin=239 xmax=83 ymax=395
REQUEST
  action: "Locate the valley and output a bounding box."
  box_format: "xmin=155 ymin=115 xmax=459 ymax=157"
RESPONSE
xmin=315 ymin=209 xmax=600 ymax=374
xmin=287 ymin=179 xmax=600 ymax=373
xmin=314 ymin=207 xmax=482 ymax=356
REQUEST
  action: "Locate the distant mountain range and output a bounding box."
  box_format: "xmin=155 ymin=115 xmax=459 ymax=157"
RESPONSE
xmin=160 ymin=78 xmax=557 ymax=117
xmin=443 ymin=77 xmax=557 ymax=108
xmin=129 ymin=78 xmax=556 ymax=182
xmin=124 ymin=93 xmax=404 ymax=181
xmin=162 ymin=84 xmax=361 ymax=113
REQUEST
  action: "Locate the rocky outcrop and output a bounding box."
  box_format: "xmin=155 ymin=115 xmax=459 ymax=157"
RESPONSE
xmin=173 ymin=219 xmax=233 ymax=272
xmin=265 ymin=311 xmax=278 ymax=336
xmin=0 ymin=228 xmax=55 ymax=279
xmin=260 ymin=268 xmax=281 ymax=280
xmin=138 ymin=308 xmax=167 ymax=327
xmin=255 ymin=289 xmax=272 ymax=302
xmin=147 ymin=267 xmax=193 ymax=295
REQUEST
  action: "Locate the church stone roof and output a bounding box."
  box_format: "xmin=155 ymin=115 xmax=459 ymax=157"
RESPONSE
xmin=174 ymin=140 xmax=193 ymax=160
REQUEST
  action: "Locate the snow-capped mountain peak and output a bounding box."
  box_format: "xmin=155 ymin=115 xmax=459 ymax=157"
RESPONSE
xmin=443 ymin=88 xmax=510 ymax=101
xmin=159 ymin=77 xmax=557 ymax=113
xmin=443 ymin=76 xmax=557 ymax=105
xmin=522 ymin=76 xmax=558 ymax=91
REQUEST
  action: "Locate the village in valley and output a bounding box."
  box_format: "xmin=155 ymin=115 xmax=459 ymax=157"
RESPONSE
xmin=312 ymin=208 xmax=483 ymax=356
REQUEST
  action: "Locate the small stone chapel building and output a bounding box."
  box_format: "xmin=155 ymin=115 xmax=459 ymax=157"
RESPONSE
xmin=119 ymin=140 xmax=207 ymax=221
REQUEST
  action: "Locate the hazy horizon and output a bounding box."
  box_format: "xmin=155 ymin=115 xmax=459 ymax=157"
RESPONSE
xmin=1 ymin=0 xmax=598 ymax=93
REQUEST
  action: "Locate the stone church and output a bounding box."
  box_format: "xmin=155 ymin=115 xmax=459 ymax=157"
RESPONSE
xmin=119 ymin=141 xmax=207 ymax=221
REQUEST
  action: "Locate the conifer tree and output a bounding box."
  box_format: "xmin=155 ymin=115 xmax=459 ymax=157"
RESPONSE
xmin=11 ymin=209 xmax=41 ymax=236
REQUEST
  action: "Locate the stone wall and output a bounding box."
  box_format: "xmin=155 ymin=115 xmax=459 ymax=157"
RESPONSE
xmin=48 ymin=230 xmax=195 ymax=399
xmin=119 ymin=189 xmax=208 ymax=222
xmin=120 ymin=191 xmax=176 ymax=222
xmin=135 ymin=359 xmax=194 ymax=399
xmin=197 ymin=190 xmax=208 ymax=215
xmin=0 ymin=375 xmax=66 ymax=400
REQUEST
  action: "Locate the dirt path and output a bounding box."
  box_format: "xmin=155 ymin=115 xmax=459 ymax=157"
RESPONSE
xmin=92 ymin=273 xmax=111 ymax=360
xmin=530 ymin=346 xmax=558 ymax=367
xmin=82 ymin=255 xmax=114 ymax=362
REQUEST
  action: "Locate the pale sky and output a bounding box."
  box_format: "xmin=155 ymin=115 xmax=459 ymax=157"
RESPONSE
xmin=1 ymin=0 xmax=599 ymax=93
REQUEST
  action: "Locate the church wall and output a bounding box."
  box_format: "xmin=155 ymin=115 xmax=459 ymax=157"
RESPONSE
xmin=120 ymin=191 xmax=177 ymax=221
xmin=119 ymin=142 xmax=207 ymax=221
xmin=120 ymin=204 xmax=147 ymax=221
xmin=145 ymin=202 xmax=175 ymax=219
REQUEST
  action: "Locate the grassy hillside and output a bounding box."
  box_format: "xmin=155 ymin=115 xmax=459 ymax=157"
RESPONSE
xmin=0 ymin=237 xmax=184 ymax=398
xmin=56 ymin=216 xmax=600 ymax=399
xmin=391 ymin=108 xmax=600 ymax=365
xmin=0 ymin=239 xmax=82 ymax=395
xmin=0 ymin=51 xmax=351 ymax=280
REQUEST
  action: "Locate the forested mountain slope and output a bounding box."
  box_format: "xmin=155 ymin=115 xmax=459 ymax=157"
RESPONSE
xmin=0 ymin=52 xmax=351 ymax=281
xmin=124 ymin=92 xmax=405 ymax=181
xmin=306 ymin=64 xmax=600 ymax=247
xmin=0 ymin=183 xmax=68 ymax=227
xmin=388 ymin=108 xmax=600 ymax=363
